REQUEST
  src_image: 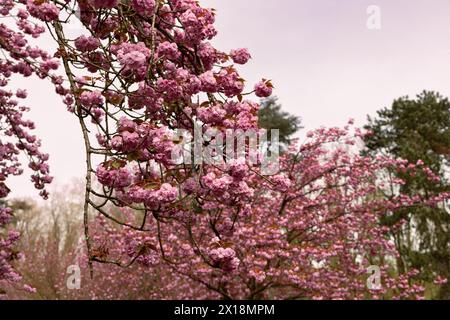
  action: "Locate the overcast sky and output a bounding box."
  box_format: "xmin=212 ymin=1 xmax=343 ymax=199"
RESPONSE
xmin=8 ymin=0 xmax=450 ymax=199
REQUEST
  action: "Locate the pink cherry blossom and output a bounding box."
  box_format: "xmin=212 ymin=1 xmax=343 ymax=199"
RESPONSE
xmin=75 ymin=35 xmax=100 ymax=52
xmin=230 ymin=48 xmax=251 ymax=64
xmin=254 ymin=80 xmax=273 ymax=97
xmin=0 ymin=0 xmax=446 ymax=301
xmin=131 ymin=0 xmax=156 ymax=18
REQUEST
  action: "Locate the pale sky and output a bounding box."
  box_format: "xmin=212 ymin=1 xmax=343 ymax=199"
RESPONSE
xmin=8 ymin=0 xmax=450 ymax=199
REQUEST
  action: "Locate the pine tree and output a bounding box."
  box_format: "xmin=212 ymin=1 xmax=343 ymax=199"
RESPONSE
xmin=258 ymin=97 xmax=302 ymax=147
xmin=364 ymin=91 xmax=450 ymax=299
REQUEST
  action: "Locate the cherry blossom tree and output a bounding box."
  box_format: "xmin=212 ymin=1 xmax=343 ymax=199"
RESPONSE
xmin=1 ymin=0 xmax=53 ymax=291
xmin=80 ymin=125 xmax=446 ymax=300
xmin=7 ymin=132 xmax=448 ymax=299
xmin=0 ymin=0 xmax=448 ymax=299
xmin=21 ymin=0 xmax=275 ymax=276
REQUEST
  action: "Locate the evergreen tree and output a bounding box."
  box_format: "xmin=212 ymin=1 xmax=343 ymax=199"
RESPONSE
xmin=364 ymin=91 xmax=450 ymax=299
xmin=258 ymin=97 xmax=302 ymax=147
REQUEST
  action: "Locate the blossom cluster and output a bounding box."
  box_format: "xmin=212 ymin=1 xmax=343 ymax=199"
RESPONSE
xmin=0 ymin=0 xmax=448 ymax=301
xmin=0 ymin=0 xmax=58 ymax=291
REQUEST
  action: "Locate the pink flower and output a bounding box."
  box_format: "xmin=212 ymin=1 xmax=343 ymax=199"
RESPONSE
xmin=26 ymin=1 xmax=59 ymax=22
xmin=115 ymin=43 xmax=150 ymax=78
xmin=230 ymin=48 xmax=251 ymax=64
xmin=16 ymin=89 xmax=27 ymax=99
xmin=121 ymin=51 xmax=147 ymax=68
xmin=96 ymin=164 xmax=132 ymax=188
xmin=111 ymin=131 xmax=141 ymax=152
xmin=197 ymin=104 xmax=226 ymax=125
xmin=131 ymin=0 xmax=156 ymax=18
xmin=79 ymin=91 xmax=104 ymax=108
xmin=23 ymin=284 xmax=37 ymax=293
xmin=180 ymin=10 xmax=198 ymax=28
xmin=184 ymin=75 xmax=202 ymax=95
xmin=271 ymin=174 xmax=292 ymax=192
xmin=40 ymin=59 xmax=59 ymax=73
xmin=156 ymin=183 xmax=178 ymax=202
xmin=217 ymin=69 xmax=244 ymax=97
xmin=209 ymin=247 xmax=240 ymax=273
xmin=117 ymin=117 xmax=138 ymax=132
xmin=254 ymin=80 xmax=273 ymax=97
xmin=434 ymin=276 xmax=448 ymax=285
xmin=182 ymin=178 xmax=198 ymax=194
xmin=89 ymin=0 xmax=118 ymax=9
xmin=198 ymin=42 xmax=217 ymax=70
xmin=157 ymin=42 xmax=181 ymax=61
xmin=199 ymin=71 xmax=217 ymax=93
xmin=202 ymin=173 xmax=234 ymax=195
xmin=75 ymin=36 xmax=100 ymax=52
xmin=228 ymin=158 xmax=247 ymax=180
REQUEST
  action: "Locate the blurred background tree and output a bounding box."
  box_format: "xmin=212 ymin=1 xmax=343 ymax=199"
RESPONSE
xmin=5 ymin=180 xmax=167 ymax=300
xmin=258 ymin=97 xmax=302 ymax=147
xmin=363 ymin=91 xmax=450 ymax=299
